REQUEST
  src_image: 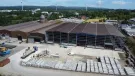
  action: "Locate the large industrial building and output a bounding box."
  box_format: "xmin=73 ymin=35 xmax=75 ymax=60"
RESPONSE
xmin=0 ymin=20 xmax=59 ymax=43
xmin=46 ymin=23 xmax=125 ymax=50
xmin=0 ymin=17 xmax=125 ymax=50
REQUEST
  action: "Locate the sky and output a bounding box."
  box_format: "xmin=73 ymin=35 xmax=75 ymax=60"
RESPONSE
xmin=0 ymin=0 xmax=135 ymax=9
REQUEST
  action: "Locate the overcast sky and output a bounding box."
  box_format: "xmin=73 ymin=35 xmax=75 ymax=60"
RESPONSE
xmin=0 ymin=0 xmax=135 ymax=9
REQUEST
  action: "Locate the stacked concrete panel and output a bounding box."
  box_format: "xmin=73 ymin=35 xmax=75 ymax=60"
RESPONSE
xmin=105 ymin=56 xmax=110 ymax=64
xmin=110 ymin=58 xmax=119 ymax=75
xmin=94 ymin=62 xmax=99 ymax=73
xmin=106 ymin=64 xmax=113 ymax=75
xmin=102 ymin=63 xmax=108 ymax=74
xmin=90 ymin=60 xmax=94 ymax=72
xmin=82 ymin=62 xmax=86 ymax=72
xmin=124 ymin=67 xmax=135 ymax=76
xmin=21 ymin=57 xmax=131 ymax=76
xmin=114 ymin=59 xmax=126 ymax=75
xmin=98 ymin=62 xmax=103 ymax=73
xmin=86 ymin=59 xmax=91 ymax=72
xmin=77 ymin=61 xmax=82 ymax=72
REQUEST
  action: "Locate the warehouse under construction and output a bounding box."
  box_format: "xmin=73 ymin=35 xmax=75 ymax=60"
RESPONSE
xmin=46 ymin=23 xmax=125 ymax=50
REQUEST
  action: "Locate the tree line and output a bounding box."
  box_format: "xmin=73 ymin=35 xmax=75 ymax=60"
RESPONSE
xmin=0 ymin=9 xmax=135 ymax=26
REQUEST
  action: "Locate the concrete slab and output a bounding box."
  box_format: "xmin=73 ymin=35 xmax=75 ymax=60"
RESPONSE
xmin=71 ymin=47 xmax=121 ymax=59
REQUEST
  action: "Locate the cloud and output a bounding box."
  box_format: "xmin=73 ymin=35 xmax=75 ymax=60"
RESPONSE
xmin=112 ymin=0 xmax=131 ymax=5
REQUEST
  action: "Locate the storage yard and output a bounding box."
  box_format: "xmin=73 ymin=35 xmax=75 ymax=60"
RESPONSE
xmin=0 ymin=20 xmax=135 ymax=76
xmin=0 ymin=37 xmax=134 ymax=76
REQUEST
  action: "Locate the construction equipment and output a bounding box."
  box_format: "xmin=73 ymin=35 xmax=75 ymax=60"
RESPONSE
xmin=0 ymin=47 xmax=11 ymax=56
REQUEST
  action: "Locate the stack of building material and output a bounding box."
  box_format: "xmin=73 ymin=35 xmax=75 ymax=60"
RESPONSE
xmin=39 ymin=59 xmax=45 ymax=68
xmin=98 ymin=62 xmax=103 ymax=73
xmin=43 ymin=60 xmax=55 ymax=69
xmin=36 ymin=58 xmax=43 ymax=67
xmin=71 ymin=61 xmax=78 ymax=71
xmin=21 ymin=48 xmax=35 ymax=59
xmin=110 ymin=58 xmax=119 ymax=75
xmin=33 ymin=58 xmax=41 ymax=67
xmin=100 ymin=57 xmax=108 ymax=74
xmin=62 ymin=60 xmax=71 ymax=70
xmin=119 ymin=69 xmax=126 ymax=76
xmin=77 ymin=61 xmax=82 ymax=72
xmin=86 ymin=59 xmax=91 ymax=72
xmin=114 ymin=59 xmax=126 ymax=75
xmin=21 ymin=57 xmax=129 ymax=76
xmin=90 ymin=60 xmax=94 ymax=72
xmin=124 ymin=67 xmax=135 ymax=76
xmin=55 ymin=62 xmax=62 ymax=69
xmin=106 ymin=64 xmax=113 ymax=75
xmin=94 ymin=62 xmax=99 ymax=73
xmin=105 ymin=56 xmax=110 ymax=64
xmin=26 ymin=58 xmax=38 ymax=66
xmin=81 ymin=62 xmax=86 ymax=72
xmin=50 ymin=61 xmax=58 ymax=68
xmin=110 ymin=58 xmax=115 ymax=65
xmin=58 ymin=63 xmax=64 ymax=70
xmin=102 ymin=62 xmax=108 ymax=74
xmin=62 ymin=60 xmax=77 ymax=71
xmin=100 ymin=57 xmax=105 ymax=63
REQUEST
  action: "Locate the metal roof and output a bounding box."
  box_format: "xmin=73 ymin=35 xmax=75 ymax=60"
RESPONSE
xmin=97 ymin=24 xmax=110 ymax=35
xmin=0 ymin=21 xmax=37 ymax=31
xmin=71 ymin=23 xmax=87 ymax=33
xmin=105 ymin=24 xmax=125 ymax=37
xmin=47 ymin=23 xmax=69 ymax=32
xmin=19 ymin=20 xmax=57 ymax=32
xmin=32 ymin=22 xmax=65 ymax=34
xmin=57 ymin=23 xmax=78 ymax=33
xmin=0 ymin=20 xmax=58 ymax=33
xmin=10 ymin=21 xmax=40 ymax=31
xmin=47 ymin=23 xmax=125 ymax=37
xmin=82 ymin=23 xmax=96 ymax=35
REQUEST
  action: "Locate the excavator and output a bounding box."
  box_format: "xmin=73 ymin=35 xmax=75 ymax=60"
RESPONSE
xmin=0 ymin=47 xmax=11 ymax=56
